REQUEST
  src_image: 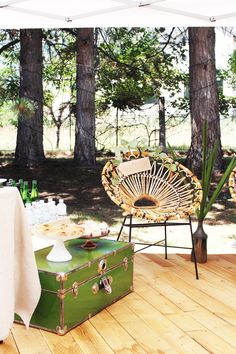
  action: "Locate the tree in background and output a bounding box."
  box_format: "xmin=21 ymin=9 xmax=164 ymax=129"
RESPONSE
xmin=96 ymin=27 xmax=186 ymax=148
xmin=227 ymin=48 xmax=236 ymax=89
xmin=0 ymin=27 xmax=235 ymax=162
xmin=74 ymin=28 xmax=96 ymax=166
xmin=0 ymin=30 xmax=20 ymax=128
xmin=14 ymin=29 xmax=45 ymax=166
xmin=187 ymin=27 xmax=222 ymax=176
xmin=43 ymin=29 xmax=76 ymax=150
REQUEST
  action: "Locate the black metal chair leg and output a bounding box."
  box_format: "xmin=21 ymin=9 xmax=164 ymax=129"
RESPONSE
xmin=117 ymin=215 xmax=128 ymax=240
xmin=189 ymin=216 xmax=199 ymax=280
xmin=164 ymin=221 xmax=168 ymax=259
xmin=128 ymin=214 xmax=133 ymax=242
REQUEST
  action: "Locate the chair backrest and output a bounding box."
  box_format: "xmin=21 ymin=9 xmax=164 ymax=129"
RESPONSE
xmin=102 ymin=151 xmax=202 ymax=222
xmin=229 ymin=167 xmax=236 ymax=202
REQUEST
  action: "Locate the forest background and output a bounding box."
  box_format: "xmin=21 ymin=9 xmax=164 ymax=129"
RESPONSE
xmin=0 ymin=26 xmax=236 ymax=230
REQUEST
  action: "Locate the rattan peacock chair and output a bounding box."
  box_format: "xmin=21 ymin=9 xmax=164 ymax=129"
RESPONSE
xmin=229 ymin=167 xmax=236 ymax=202
xmin=102 ymin=149 xmax=202 ymax=279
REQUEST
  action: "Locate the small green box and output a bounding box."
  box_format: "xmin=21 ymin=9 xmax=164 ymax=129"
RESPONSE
xmin=15 ymin=238 xmax=134 ymax=335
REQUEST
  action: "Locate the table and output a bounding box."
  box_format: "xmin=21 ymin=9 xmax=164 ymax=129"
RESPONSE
xmin=0 ymin=187 xmax=41 ymax=341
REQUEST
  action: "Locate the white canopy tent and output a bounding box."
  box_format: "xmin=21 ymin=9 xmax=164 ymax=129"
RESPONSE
xmin=0 ymin=0 xmax=236 ymax=28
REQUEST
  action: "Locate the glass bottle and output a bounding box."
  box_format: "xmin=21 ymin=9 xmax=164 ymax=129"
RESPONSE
xmin=19 ymin=179 xmax=24 ymax=197
xmin=22 ymin=181 xmax=31 ymax=204
xmin=30 ymin=180 xmax=39 ymax=202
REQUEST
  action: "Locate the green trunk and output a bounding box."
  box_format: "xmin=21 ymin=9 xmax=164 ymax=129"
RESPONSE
xmin=15 ymin=239 xmax=134 ymax=335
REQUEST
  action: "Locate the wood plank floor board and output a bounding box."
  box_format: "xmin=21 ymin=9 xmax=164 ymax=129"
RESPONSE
xmin=186 ymin=329 xmax=236 ymax=354
xmin=170 ymin=254 xmax=236 ymax=295
xmin=220 ymin=254 xmax=236 ymax=266
xmin=71 ymin=321 xmax=114 ymax=354
xmin=166 ymin=313 xmax=206 ymax=332
xmin=135 ymin=270 xmax=200 ymax=312
xmin=174 ymin=269 xmax=236 ymax=314
xmin=158 ymin=267 xmax=236 ymax=327
xmin=188 ymin=307 xmax=236 ymax=349
xmin=0 ymin=332 xmax=19 ymax=354
xmin=135 ymin=254 xmax=236 ymax=332
xmin=121 ymin=291 xmax=209 ymax=354
xmin=179 ymin=254 xmax=236 ymax=273
xmin=198 ymin=260 xmax=236 ymax=282
xmin=199 ymin=259 xmax=236 ymax=274
xmin=134 ymin=253 xmax=168 ymax=278
xmin=134 ymin=275 xmax=182 ymax=315
xmin=89 ymin=308 xmax=147 ymax=353
xmin=164 ymin=256 xmax=236 ymax=310
xmin=166 ymin=312 xmax=236 ymax=353
xmin=10 ymin=323 xmax=52 ymax=354
xmin=3 ymin=253 xmax=236 ymax=354
xmin=106 ymin=296 xmax=177 ymax=354
xmin=42 ymin=330 xmax=83 ymax=354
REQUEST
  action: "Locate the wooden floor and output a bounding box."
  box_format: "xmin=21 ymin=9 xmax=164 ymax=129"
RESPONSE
xmin=2 ymin=252 xmax=236 ymax=354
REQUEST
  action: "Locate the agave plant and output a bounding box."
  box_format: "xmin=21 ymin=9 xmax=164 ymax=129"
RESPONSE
xmin=192 ymin=123 xmax=236 ymax=263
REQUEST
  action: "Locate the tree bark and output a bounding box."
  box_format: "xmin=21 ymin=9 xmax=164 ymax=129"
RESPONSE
xmin=159 ymin=96 xmax=166 ymax=151
xmin=74 ymin=28 xmax=96 ymax=166
xmin=115 ymin=107 xmax=119 ymax=147
xmin=14 ymin=29 xmax=45 ymax=167
xmin=187 ymin=27 xmax=222 ymax=177
xmin=56 ymin=125 xmax=60 ymax=149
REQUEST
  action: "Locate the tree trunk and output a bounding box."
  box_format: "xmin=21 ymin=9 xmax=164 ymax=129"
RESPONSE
xmin=115 ymin=107 xmax=119 ymax=147
xmin=187 ymin=27 xmax=222 ymax=177
xmin=74 ymin=28 xmax=96 ymax=166
xmin=159 ymin=96 xmax=166 ymax=151
xmin=191 ymin=219 xmax=208 ymax=263
xmin=14 ymin=29 xmax=45 ymax=167
xmin=56 ymin=125 xmax=60 ymax=149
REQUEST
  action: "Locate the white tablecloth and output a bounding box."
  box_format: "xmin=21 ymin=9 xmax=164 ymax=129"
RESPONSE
xmin=0 ymin=187 xmax=41 ymax=341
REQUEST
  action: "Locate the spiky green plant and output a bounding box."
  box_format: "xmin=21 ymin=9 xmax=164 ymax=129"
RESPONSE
xmin=197 ymin=122 xmax=236 ymax=221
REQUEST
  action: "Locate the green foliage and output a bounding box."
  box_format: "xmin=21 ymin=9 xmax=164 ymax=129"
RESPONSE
xmin=0 ymin=30 xmax=20 ymax=107
xmin=227 ymin=49 xmax=236 ymax=89
xmin=197 ymin=122 xmax=236 ymax=221
xmin=11 ymin=98 xmax=37 ymax=122
xmin=0 ymin=29 xmax=76 ymax=131
xmin=167 ymin=142 xmax=178 ymax=160
xmin=171 ymin=69 xmax=236 ymax=119
xmin=97 ymin=28 xmax=186 ymax=114
xmin=218 ymin=94 xmax=236 ymax=118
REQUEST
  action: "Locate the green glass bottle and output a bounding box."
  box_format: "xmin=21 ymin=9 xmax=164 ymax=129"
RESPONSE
xmin=11 ymin=179 xmax=17 ymax=187
xmin=19 ymin=179 xmax=24 ymax=198
xmin=30 ymin=180 xmax=39 ymax=202
xmin=22 ymin=181 xmax=31 ymax=204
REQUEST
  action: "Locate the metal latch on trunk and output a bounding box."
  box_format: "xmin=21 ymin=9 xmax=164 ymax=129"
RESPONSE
xmin=101 ymin=276 xmax=112 ymax=294
xmin=92 ymin=275 xmax=113 ymax=295
xmin=98 ymin=258 xmax=107 ymax=274
xmin=123 ymin=257 xmax=129 ymax=271
xmin=71 ymin=282 xmax=79 ymax=298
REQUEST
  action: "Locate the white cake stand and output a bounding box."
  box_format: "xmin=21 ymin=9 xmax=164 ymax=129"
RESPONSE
xmin=34 ymin=233 xmax=81 ymax=262
xmin=32 ymin=219 xmax=85 ymax=262
xmin=45 ymin=235 xmax=79 ymax=262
